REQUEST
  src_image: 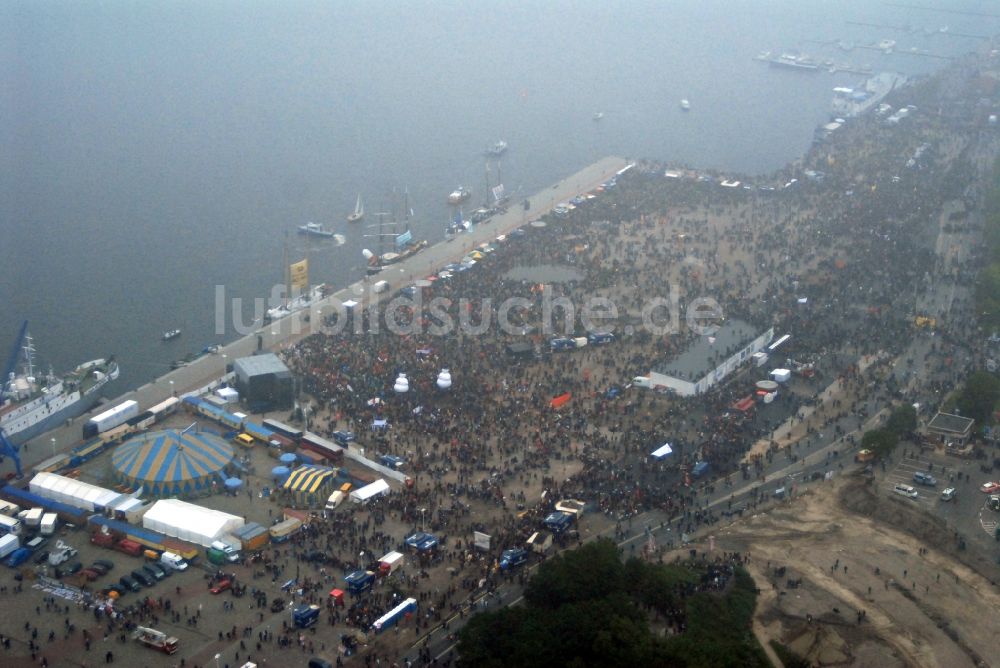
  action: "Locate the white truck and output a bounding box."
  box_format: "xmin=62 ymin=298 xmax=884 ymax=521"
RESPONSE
xmin=48 ymin=540 xmax=78 ymax=566
xmin=372 ymin=280 xmax=390 ymax=294
xmin=159 ymin=551 xmax=189 ymax=571
xmin=0 ymin=534 xmax=20 ymax=560
xmin=39 ymin=513 xmax=58 ymax=536
xmin=210 ymin=540 xmax=241 ymax=563
xmin=0 ymin=501 xmax=20 ymax=517
xmin=23 ymin=507 xmax=43 ymax=528
xmin=324 ymin=490 xmax=345 ymax=510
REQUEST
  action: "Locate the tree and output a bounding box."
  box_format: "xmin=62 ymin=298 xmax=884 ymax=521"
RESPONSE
xmin=956 ymin=371 xmax=1000 ymax=425
xmin=862 ymin=428 xmax=898 ymax=459
xmin=885 ymin=404 xmax=917 ymax=438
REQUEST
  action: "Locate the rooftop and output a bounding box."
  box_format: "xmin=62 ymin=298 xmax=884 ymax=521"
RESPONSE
xmin=927 ymin=412 xmax=974 ymax=435
xmin=653 ymin=319 xmax=763 ymax=382
xmin=234 ymin=353 xmax=291 ymax=378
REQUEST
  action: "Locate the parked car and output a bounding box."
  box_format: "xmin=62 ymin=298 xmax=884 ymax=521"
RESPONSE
xmin=143 ymin=563 xmax=167 ymax=580
xmin=89 ymin=562 xmax=110 ymax=576
xmin=94 ymin=559 xmax=115 ymax=572
xmin=33 ymin=550 xmax=50 ymax=565
xmin=913 ymin=471 xmax=937 ymax=486
xmin=79 ymin=568 xmax=101 ymax=582
xmin=65 ymin=562 xmax=83 ymax=575
xmin=119 ymin=575 xmax=141 ymax=592
xmin=980 ymin=481 xmax=1000 ymax=494
xmin=131 ymin=569 xmax=154 ymax=587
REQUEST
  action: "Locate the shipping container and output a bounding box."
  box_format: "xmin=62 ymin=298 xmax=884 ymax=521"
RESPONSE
xmin=0 ymin=501 xmax=20 ymax=517
xmin=0 ymin=513 xmax=22 ymax=536
xmin=0 ymin=534 xmax=20 ymax=559
xmin=23 ymin=508 xmax=43 ymax=528
xmin=301 ymin=432 xmax=344 ymax=461
xmin=268 ymin=518 xmax=302 ymax=543
xmin=83 ymin=400 xmax=139 ymax=439
xmin=262 ymin=419 xmax=303 ymax=442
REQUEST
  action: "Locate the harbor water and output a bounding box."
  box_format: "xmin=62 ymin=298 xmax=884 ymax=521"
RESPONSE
xmin=1 ymin=0 xmax=994 ymax=394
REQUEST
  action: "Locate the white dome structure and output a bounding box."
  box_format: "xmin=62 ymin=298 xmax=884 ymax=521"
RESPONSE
xmin=394 ymin=373 xmax=409 ymax=394
xmin=436 ymin=369 xmax=452 ymax=390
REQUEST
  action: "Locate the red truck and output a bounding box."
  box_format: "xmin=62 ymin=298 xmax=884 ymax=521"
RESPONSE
xmin=90 ymin=532 xmax=115 ymax=548
xmin=116 ymin=539 xmax=143 ymax=557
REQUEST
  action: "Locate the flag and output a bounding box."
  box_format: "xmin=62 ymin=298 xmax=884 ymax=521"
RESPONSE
xmin=290 ymin=258 xmax=309 ymax=292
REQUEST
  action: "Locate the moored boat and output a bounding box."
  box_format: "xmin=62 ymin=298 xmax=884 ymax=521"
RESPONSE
xmin=162 ymin=329 xmax=181 ymax=341
xmin=447 ymin=187 xmax=471 ymax=205
xmin=297 ymin=222 xmax=335 ymax=238
xmin=485 ymin=140 xmax=508 ymax=157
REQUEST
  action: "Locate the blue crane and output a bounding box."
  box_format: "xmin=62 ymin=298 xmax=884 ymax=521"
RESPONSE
xmin=0 ymin=321 xmax=29 ymax=478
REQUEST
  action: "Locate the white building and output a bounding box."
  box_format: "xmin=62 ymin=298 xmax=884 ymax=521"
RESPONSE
xmin=142 ymin=499 xmax=244 ymax=547
xmin=647 ymin=321 xmax=774 ymax=397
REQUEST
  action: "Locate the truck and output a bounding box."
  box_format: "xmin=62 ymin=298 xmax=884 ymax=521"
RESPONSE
xmin=378 ymin=551 xmax=404 ymax=576
xmin=292 ymin=604 xmax=321 ymax=628
xmin=527 ymin=531 xmax=553 ymax=555
xmin=325 ymin=491 xmax=345 ymax=510
xmin=372 ymin=280 xmax=390 ymax=294
xmin=210 ymin=540 xmax=241 ymax=562
xmin=0 ymin=534 xmax=20 ymax=560
xmin=268 ymin=518 xmax=302 ymax=543
xmin=83 ymin=400 xmax=139 ymax=439
xmin=543 ymin=511 xmax=573 ymax=534
xmin=5 ymin=547 xmax=32 ymax=568
xmin=132 ymin=626 xmax=179 ymax=655
xmin=48 ymin=540 xmax=78 ymax=566
xmin=690 ymin=461 xmax=710 ymax=480
xmin=116 ymin=539 xmax=143 ymax=557
xmin=160 ymin=551 xmax=188 ymax=571
xmin=39 ymin=513 xmax=58 ymax=536
xmin=0 ymin=515 xmax=22 ymax=536
xmin=23 ymin=507 xmax=43 ymax=528
xmin=0 ymin=501 xmax=21 ymax=517
xmin=90 ymin=531 xmax=115 ymax=548
xmin=550 ymin=337 xmax=576 ymax=352
xmin=344 ymin=570 xmax=375 ymax=594
xmin=206 ymin=547 xmax=228 ymax=566
xmin=499 ymin=547 xmax=528 ymax=570
xmin=371 ymin=597 xmax=417 ymax=633
xmin=587 ymin=331 xmax=615 ymax=345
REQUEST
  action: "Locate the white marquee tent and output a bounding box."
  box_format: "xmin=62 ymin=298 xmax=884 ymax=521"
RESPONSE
xmin=30 ymin=472 xmax=123 ymax=512
xmin=142 ymin=498 xmax=244 ymax=547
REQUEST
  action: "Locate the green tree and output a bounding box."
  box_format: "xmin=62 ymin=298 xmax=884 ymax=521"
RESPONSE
xmin=956 ymin=371 xmax=1000 ymax=424
xmin=862 ymin=428 xmax=898 ymax=459
xmin=885 ymin=403 xmax=917 ymax=438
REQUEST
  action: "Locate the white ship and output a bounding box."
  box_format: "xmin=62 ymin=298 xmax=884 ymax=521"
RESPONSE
xmin=1 ymin=324 xmax=119 ymax=446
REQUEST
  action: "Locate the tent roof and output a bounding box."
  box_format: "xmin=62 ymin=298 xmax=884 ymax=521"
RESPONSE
xmin=350 ymin=479 xmax=390 ymax=501
xmin=30 ymin=472 xmax=123 ymax=511
xmin=650 ymin=443 xmax=673 ymax=459
xmin=143 ymin=498 xmax=243 ymax=545
xmin=283 ymin=465 xmax=337 ymax=494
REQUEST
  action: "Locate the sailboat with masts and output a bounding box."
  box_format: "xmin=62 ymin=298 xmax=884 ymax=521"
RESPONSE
xmin=347 ymin=194 xmax=364 ymax=223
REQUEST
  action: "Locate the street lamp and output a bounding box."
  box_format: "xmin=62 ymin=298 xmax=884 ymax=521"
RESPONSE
xmin=50 ymin=438 xmax=56 ymax=457
xmin=214 ymin=653 xmax=221 ymax=668
xmin=420 ymin=507 xmax=426 ymax=530
xmin=169 ymin=380 xmax=174 ymax=397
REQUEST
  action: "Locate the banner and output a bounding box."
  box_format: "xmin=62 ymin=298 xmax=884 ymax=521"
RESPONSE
xmin=395 ymin=230 xmax=413 ymax=250
xmin=473 ymin=531 xmax=491 ymax=550
xmin=290 ymin=258 xmax=309 ymax=292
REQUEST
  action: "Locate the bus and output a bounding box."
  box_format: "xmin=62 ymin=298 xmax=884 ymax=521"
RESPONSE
xmin=301 ymin=432 xmax=344 ymax=461
xmin=262 ymin=419 xmax=303 ymax=442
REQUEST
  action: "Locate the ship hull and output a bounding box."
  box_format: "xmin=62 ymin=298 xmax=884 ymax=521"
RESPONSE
xmin=4 ymin=387 xmax=104 ymax=446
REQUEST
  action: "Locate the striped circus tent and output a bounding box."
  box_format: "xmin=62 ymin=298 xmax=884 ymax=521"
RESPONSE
xmin=282 ymin=465 xmax=338 ymax=507
xmin=112 ymin=429 xmax=234 ymax=498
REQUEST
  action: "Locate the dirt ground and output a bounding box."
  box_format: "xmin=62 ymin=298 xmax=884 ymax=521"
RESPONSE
xmin=681 ymin=475 xmax=1000 ymax=668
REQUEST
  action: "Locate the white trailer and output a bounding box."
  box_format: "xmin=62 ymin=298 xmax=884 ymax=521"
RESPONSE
xmin=39 ymin=513 xmax=58 ymax=536
xmin=83 ymin=400 xmax=139 ymax=438
xmin=0 ymin=534 xmax=19 ymax=559
xmin=23 ymin=507 xmax=43 ymax=528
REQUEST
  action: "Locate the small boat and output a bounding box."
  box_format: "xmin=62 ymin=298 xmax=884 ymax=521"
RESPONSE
xmin=485 ymin=140 xmax=508 ymax=157
xmin=297 ymin=221 xmax=335 ymax=238
xmin=347 ymin=194 xmax=364 ymax=223
xmin=162 ymin=329 xmax=181 ymax=341
xmin=447 ymin=186 xmax=471 ymax=205
xmin=680 ymin=99 xmax=690 ymax=111
xmin=592 ymin=111 xmax=604 ymax=121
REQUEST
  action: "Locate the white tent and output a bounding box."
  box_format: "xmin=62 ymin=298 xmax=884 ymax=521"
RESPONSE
xmin=30 ymin=472 xmax=123 ymax=512
xmin=142 ymin=498 xmax=244 ymax=547
xmin=650 ymin=443 xmax=673 ymax=460
xmin=350 ymin=479 xmax=391 ymax=504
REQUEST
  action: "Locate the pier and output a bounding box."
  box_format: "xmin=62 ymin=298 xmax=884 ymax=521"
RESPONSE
xmin=14 ymin=156 xmax=629 ymax=471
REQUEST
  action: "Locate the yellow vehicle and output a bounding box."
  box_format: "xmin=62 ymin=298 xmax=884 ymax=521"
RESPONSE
xmin=234 ymin=433 xmax=255 ymax=448
xmin=914 ymin=315 xmax=936 ymax=329
xmin=340 ymin=482 xmax=353 ymax=493
xmin=854 ymin=449 xmax=875 ymax=463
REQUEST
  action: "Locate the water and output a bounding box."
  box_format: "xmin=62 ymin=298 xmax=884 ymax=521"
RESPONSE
xmin=1 ymin=1 xmax=996 ymax=394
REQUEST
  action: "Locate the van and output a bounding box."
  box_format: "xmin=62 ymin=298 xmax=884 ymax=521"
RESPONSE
xmin=913 ymin=471 xmax=937 ymax=487
xmin=632 ymin=376 xmax=652 ymax=389
xmin=940 ymin=487 xmax=956 ymax=501
xmin=893 ymin=483 xmax=918 ymax=499
xmin=372 ymin=280 xmax=390 ymax=294
xmin=160 ymin=551 xmax=188 ymax=571
xmin=211 ymin=540 xmax=240 ymax=562
xmin=234 ymin=433 xmax=255 ymax=447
